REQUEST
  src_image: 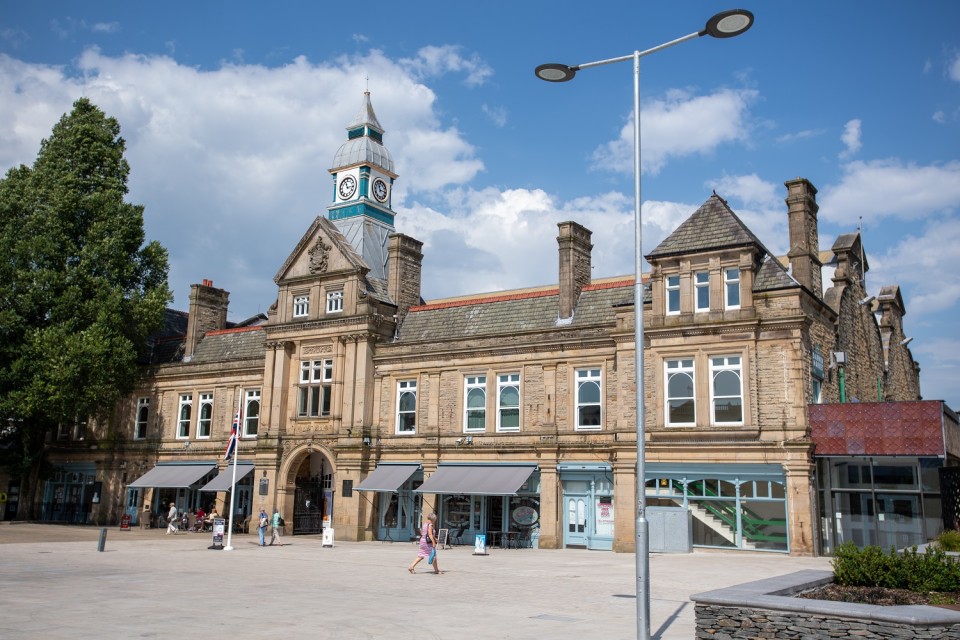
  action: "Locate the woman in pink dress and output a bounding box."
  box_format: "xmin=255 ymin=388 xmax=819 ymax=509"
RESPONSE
xmin=408 ymin=513 xmax=441 ymax=574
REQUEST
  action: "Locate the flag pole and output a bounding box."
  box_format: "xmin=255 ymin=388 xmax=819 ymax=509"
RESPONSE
xmin=223 ymin=389 xmax=243 ymax=551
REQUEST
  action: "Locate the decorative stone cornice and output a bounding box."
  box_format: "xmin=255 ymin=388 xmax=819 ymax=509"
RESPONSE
xmin=374 ymin=331 xmax=615 ymax=367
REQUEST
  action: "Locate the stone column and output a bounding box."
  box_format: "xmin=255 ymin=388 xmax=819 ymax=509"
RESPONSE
xmin=538 ymin=463 xmax=559 ymax=549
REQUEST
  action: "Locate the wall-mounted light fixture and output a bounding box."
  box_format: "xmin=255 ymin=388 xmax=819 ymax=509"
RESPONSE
xmin=901 ymin=337 xmax=913 ymax=346
xmin=859 ymin=295 xmax=875 ymax=306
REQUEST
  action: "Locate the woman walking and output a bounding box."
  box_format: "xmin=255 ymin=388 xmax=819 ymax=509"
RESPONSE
xmin=269 ymin=507 xmax=284 ymax=546
xmin=408 ymin=513 xmax=441 ymax=574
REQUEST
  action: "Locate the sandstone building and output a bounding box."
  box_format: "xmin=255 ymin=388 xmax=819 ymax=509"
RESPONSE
xmin=15 ymin=93 xmax=953 ymax=555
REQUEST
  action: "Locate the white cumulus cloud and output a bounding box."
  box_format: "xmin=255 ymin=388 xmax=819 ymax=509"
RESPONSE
xmin=590 ymin=87 xmax=757 ymax=175
xmin=839 ymin=119 xmax=862 ymax=159
xmin=819 ymin=159 xmax=960 ymax=225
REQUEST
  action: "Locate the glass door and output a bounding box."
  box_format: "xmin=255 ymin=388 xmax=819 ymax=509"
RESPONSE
xmin=565 ymin=495 xmax=588 ymax=547
xmin=125 ymin=488 xmax=142 ymax=524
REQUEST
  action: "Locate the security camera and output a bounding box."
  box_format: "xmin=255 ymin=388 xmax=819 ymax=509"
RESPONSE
xmin=455 ymin=438 xmax=463 ymax=446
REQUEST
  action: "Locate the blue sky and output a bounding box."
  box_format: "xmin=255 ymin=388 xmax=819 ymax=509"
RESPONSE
xmin=2 ymin=1 xmax=959 ymax=408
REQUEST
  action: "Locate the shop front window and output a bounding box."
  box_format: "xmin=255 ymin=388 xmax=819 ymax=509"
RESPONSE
xmin=442 ymin=494 xmax=472 ymax=529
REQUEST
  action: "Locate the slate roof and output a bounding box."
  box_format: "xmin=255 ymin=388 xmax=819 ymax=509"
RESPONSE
xmin=364 ymin=276 xmax=394 ymax=306
xmin=646 ymin=193 xmax=772 ymax=259
xmin=753 ymin=255 xmax=799 ymax=292
xmin=143 ymin=309 xmax=268 ymax=366
xmin=190 ymin=326 xmax=265 ymax=363
xmin=395 ymin=279 xmax=634 ymax=343
xmin=142 ymin=309 xmax=188 ymax=364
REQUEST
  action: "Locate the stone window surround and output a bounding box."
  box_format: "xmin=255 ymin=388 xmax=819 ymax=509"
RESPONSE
xmin=396 ymin=379 xmax=417 ymax=435
xmin=298 ymin=360 xmax=333 ymax=418
xmin=196 ymin=392 xmax=213 ymax=439
xmin=292 ymin=293 xmax=309 ymax=318
xmin=695 ymin=271 xmax=710 ymax=313
xmin=660 ymin=262 xmax=745 ymax=316
xmin=662 ymin=351 xmax=749 ymax=428
xmin=243 ymin=389 xmax=260 ymax=438
xmin=326 ymin=289 xmax=344 ymax=314
xmin=710 ymin=355 xmax=744 ymax=426
xmin=135 ymin=397 xmax=149 ymax=440
xmin=575 ymin=367 xmax=603 ymax=431
xmin=496 ymin=373 xmax=521 ymax=433
xmin=177 ymin=393 xmax=192 ymax=439
xmin=463 ymin=374 xmax=486 ymax=433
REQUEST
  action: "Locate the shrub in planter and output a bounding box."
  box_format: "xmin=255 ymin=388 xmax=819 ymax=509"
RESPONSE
xmin=832 ymin=541 xmax=960 ymax=593
xmin=937 ymin=529 xmax=960 ymax=552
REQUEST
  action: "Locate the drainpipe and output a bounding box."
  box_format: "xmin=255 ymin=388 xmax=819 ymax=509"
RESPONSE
xmin=877 ymin=377 xmax=882 ymax=402
xmin=838 ymin=366 xmax=846 ymax=404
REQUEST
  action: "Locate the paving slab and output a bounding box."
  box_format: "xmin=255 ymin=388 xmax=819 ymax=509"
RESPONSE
xmin=0 ymin=522 xmax=831 ymax=639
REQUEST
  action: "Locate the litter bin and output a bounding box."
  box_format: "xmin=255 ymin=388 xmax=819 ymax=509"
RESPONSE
xmin=120 ymin=514 xmax=131 ymax=531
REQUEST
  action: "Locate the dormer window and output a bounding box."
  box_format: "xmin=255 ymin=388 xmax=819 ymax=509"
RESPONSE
xmin=724 ymin=268 xmax=741 ymax=309
xmin=293 ymin=295 xmax=309 ymax=318
xmin=666 ymin=275 xmax=681 ymax=315
xmin=326 ymin=290 xmax=343 ymax=314
xmin=695 ymin=271 xmax=710 ymax=312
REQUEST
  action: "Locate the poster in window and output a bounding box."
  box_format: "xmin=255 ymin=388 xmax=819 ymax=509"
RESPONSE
xmin=595 ymin=497 xmax=614 ymax=536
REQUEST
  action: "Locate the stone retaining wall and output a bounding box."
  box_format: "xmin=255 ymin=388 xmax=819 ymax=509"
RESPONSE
xmin=691 ymin=569 xmax=960 ymax=639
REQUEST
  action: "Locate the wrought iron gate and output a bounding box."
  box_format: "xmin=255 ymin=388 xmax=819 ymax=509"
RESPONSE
xmin=293 ymin=479 xmax=324 ymax=535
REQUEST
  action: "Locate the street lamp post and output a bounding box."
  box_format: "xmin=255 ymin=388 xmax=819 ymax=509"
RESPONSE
xmin=536 ymin=10 xmax=753 ymax=640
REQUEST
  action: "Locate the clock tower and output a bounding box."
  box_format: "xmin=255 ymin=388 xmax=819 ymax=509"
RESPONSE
xmin=327 ymin=91 xmax=398 ymax=281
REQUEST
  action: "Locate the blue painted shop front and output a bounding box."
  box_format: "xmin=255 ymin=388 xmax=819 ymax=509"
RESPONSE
xmin=644 ymin=462 xmax=790 ymax=553
xmin=558 ymin=462 xmax=614 ymax=550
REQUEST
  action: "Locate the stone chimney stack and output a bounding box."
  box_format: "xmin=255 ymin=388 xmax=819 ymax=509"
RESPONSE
xmin=784 ymin=178 xmax=823 ymax=299
xmin=184 ymin=279 xmax=229 ymax=359
xmin=557 ymin=221 xmax=593 ymax=321
xmin=386 ymin=233 xmax=424 ymax=325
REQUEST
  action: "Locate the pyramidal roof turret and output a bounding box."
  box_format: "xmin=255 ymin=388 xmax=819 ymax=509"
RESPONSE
xmin=348 ymin=90 xmax=383 ymax=131
xmin=331 ymin=91 xmax=394 ymax=174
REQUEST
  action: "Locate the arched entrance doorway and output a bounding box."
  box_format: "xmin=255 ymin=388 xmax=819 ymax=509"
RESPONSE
xmin=291 ymin=450 xmax=334 ymax=535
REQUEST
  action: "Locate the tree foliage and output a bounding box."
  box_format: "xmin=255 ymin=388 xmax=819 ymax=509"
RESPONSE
xmin=0 ymin=98 xmax=171 ymax=486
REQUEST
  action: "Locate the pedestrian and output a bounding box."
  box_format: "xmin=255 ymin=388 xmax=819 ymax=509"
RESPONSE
xmin=258 ymin=508 xmax=268 ymax=546
xmin=408 ymin=513 xmax=441 ymax=574
xmin=165 ymin=502 xmax=178 ymax=535
xmin=269 ymin=508 xmax=284 ymax=546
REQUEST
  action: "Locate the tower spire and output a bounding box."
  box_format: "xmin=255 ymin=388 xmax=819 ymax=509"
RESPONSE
xmin=327 ymin=91 xmax=398 ymax=281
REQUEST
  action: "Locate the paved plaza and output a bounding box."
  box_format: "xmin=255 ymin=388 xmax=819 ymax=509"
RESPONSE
xmin=0 ymin=522 xmax=831 ymax=639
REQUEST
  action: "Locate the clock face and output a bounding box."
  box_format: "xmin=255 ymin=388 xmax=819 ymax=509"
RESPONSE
xmin=338 ymin=175 xmax=357 ymax=200
xmin=372 ymin=178 xmax=388 ymax=203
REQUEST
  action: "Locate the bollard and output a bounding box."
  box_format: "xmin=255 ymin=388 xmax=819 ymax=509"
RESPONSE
xmin=97 ymin=527 xmax=107 ymax=552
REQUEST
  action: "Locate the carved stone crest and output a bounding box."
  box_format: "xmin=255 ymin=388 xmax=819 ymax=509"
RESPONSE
xmin=308 ymin=237 xmax=332 ymax=274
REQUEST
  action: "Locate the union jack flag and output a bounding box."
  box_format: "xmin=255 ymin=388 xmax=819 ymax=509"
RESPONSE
xmin=224 ymin=411 xmax=239 ymax=460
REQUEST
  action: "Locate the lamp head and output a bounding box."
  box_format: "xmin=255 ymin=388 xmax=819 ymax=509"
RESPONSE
xmin=702 ymin=9 xmax=754 ymax=39
xmin=535 ymin=63 xmax=579 ymax=82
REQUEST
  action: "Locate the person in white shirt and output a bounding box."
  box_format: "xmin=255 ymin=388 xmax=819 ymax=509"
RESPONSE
xmin=166 ymin=502 xmax=179 ymax=534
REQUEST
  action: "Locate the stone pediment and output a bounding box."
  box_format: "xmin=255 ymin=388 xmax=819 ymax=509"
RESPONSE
xmin=273 ymin=216 xmax=369 ymax=284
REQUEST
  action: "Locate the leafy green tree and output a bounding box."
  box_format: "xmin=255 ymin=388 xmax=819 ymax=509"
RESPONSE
xmin=0 ymin=98 xmax=171 ymax=517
